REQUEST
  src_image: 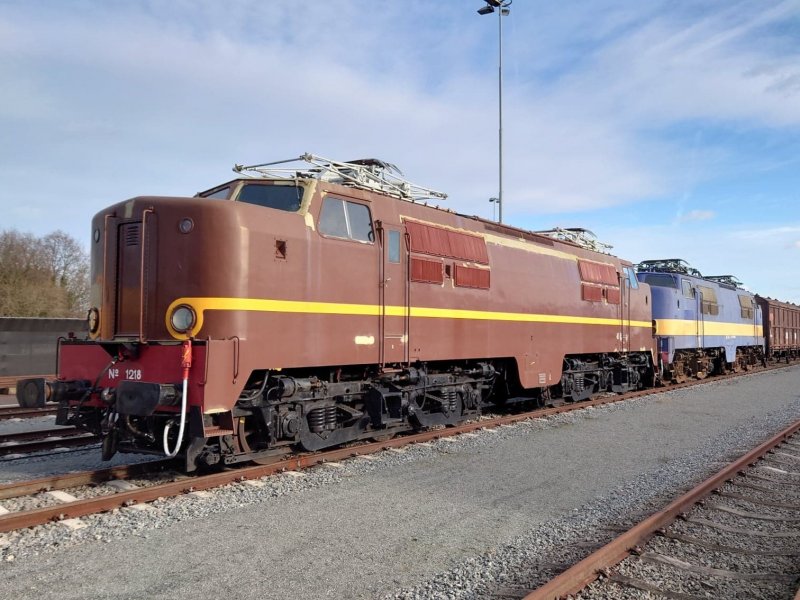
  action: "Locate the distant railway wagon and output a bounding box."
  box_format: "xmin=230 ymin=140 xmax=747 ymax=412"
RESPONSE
xmin=636 ymin=260 xmax=764 ymax=382
xmin=756 ymin=296 xmax=800 ymax=361
xmin=0 ymin=317 xmax=87 ymax=401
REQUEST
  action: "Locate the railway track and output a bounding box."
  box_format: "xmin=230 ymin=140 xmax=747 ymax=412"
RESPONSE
xmin=524 ymin=417 xmax=800 ymax=600
xmin=0 ymin=405 xmax=58 ymax=421
xmin=0 ymin=459 xmax=176 ymax=500
xmin=0 ymin=427 xmax=97 ymax=457
xmin=0 ymin=362 xmax=795 ymax=536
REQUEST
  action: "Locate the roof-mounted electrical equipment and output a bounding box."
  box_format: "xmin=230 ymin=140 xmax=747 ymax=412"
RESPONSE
xmin=705 ymin=275 xmax=744 ymax=289
xmin=636 ymin=259 xmax=702 ymax=277
xmin=233 ymin=153 xmax=448 ymax=203
xmin=534 ymin=227 xmax=613 ymax=254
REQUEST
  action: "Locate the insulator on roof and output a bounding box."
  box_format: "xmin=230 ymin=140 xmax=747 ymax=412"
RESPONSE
xmin=705 ymin=275 xmax=744 ymax=289
xmin=534 ymin=227 xmax=613 ymax=253
xmin=233 ymin=153 xmax=448 ymax=202
xmin=637 ymin=261 xmax=750 ymax=289
xmin=636 ymin=259 xmax=702 ymax=277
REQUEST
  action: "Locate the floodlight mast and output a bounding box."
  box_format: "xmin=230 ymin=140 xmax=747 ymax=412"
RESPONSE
xmin=477 ymin=0 xmax=511 ymax=223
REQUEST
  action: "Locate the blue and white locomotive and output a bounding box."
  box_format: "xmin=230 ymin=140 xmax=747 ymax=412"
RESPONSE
xmin=636 ymin=259 xmax=764 ymax=383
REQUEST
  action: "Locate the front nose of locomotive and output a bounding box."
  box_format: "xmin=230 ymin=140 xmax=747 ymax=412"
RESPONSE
xmin=57 ymin=195 xmax=255 ymax=471
xmin=87 ymin=200 xmax=199 ymax=343
xmin=56 ymin=198 xmax=210 ymax=463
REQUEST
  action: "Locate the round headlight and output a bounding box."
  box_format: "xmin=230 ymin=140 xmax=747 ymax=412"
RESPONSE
xmin=178 ymin=218 xmax=194 ymax=234
xmin=87 ymin=308 xmax=100 ymax=333
xmin=170 ymin=305 xmax=196 ymax=333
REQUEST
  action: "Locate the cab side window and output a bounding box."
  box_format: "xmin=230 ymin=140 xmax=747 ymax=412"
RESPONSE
xmin=387 ymin=230 xmax=401 ymax=263
xmin=682 ymin=280 xmax=693 ymax=298
xmin=319 ymin=197 xmax=374 ymax=242
xmin=319 ymin=198 xmax=349 ymax=238
xmin=347 ymin=202 xmax=373 ymax=242
xmin=623 ymin=267 xmax=638 ymax=289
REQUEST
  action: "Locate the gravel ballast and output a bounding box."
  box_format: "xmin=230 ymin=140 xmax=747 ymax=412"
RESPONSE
xmin=0 ymin=366 xmax=798 ymax=599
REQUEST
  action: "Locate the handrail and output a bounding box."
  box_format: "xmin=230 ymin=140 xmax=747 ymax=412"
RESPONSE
xmin=102 ymin=214 xmax=112 ymax=337
xmin=139 ymin=208 xmax=154 ymax=342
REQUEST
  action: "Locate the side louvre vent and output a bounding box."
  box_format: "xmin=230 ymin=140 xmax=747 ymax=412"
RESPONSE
xmin=124 ymin=223 xmax=141 ymax=247
xmin=578 ymin=259 xmax=619 ymax=303
xmin=581 ymin=284 xmax=603 ymax=302
xmin=578 ymin=259 xmax=617 ymax=285
xmin=116 ymin=221 xmax=145 ymax=336
xmin=405 ymin=221 xmax=489 ymax=264
xmin=411 ymin=257 xmax=444 ymax=284
xmin=454 ymin=265 xmax=490 ymax=289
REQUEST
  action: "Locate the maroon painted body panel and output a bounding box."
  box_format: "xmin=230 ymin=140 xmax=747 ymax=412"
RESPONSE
xmin=59 ymin=343 xmax=206 ymax=411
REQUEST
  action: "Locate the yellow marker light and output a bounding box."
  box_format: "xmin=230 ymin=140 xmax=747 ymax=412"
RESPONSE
xmin=87 ymin=307 xmax=100 ymax=334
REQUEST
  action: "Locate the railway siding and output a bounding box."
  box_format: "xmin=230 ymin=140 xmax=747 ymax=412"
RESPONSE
xmin=0 ymin=366 xmax=797 ymax=599
xmin=567 ymin=431 xmax=800 ymax=599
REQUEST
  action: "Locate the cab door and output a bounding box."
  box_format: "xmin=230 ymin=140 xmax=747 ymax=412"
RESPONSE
xmin=377 ymin=222 xmax=409 ymax=366
xmin=619 ymin=267 xmax=636 ymax=353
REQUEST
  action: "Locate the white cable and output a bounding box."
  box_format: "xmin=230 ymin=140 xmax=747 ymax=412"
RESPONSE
xmin=163 ymin=378 xmax=188 ymax=458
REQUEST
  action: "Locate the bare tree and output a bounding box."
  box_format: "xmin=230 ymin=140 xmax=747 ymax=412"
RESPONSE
xmin=40 ymin=231 xmax=90 ymax=313
xmin=0 ymin=229 xmax=89 ymax=317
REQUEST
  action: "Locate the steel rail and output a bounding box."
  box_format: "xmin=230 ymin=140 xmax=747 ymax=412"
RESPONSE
xmin=0 ymin=362 xmax=795 ymax=533
xmin=0 ymin=460 xmax=175 ymax=501
xmin=0 ymin=426 xmax=80 ymax=443
xmin=0 ymin=433 xmax=98 ymax=457
xmin=0 ymin=406 xmax=58 ymax=421
xmin=523 ymin=416 xmax=800 ymax=600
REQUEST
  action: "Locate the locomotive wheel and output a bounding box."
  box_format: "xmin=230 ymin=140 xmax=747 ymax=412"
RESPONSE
xmin=235 ymin=415 xmax=274 ymax=465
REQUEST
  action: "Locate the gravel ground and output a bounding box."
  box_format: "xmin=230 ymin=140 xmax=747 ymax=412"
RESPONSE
xmin=0 ymin=366 xmax=798 ymax=599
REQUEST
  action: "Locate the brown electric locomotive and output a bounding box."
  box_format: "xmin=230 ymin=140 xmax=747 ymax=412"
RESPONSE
xmin=53 ymin=154 xmax=655 ymax=471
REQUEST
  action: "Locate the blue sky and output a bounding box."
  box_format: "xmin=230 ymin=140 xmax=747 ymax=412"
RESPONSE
xmin=2 ymin=0 xmax=799 ymax=301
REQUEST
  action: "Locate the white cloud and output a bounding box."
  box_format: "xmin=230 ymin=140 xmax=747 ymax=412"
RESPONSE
xmin=734 ymin=226 xmax=800 ymax=241
xmin=677 ymin=209 xmax=715 ymax=223
xmin=0 ymin=0 xmax=798 ymax=305
xmin=0 ymin=1 xmax=674 ymax=219
xmin=11 ymin=7 xmax=709 ymax=215
xmin=558 ymin=2 xmax=800 ymax=128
